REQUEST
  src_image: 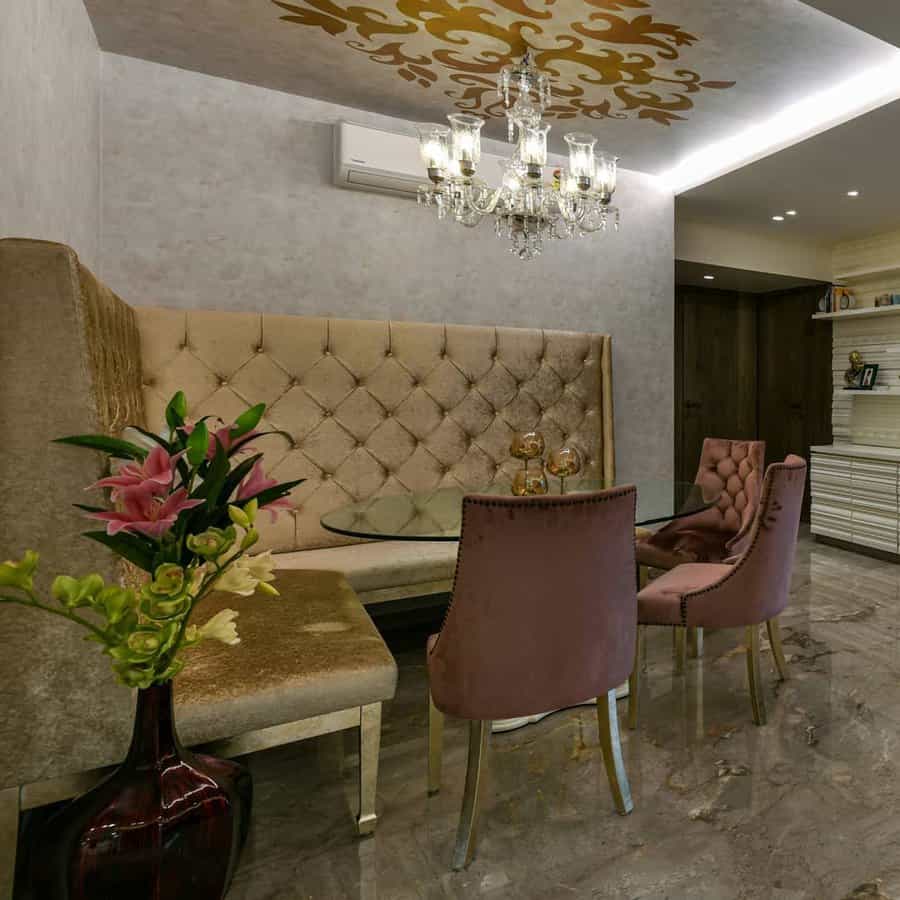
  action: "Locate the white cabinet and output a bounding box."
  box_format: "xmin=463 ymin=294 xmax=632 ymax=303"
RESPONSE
xmin=810 ymin=447 xmax=899 ymax=553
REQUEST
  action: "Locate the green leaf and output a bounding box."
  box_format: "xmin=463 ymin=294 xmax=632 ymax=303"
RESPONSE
xmin=73 ymin=503 xmax=106 ymax=513
xmin=54 ymin=435 xmax=148 ymax=461
xmin=241 ymin=479 xmax=305 ymax=510
xmin=165 ymin=391 xmax=188 ymax=431
xmin=230 ymin=403 xmax=266 ymax=440
xmin=219 ymin=453 xmax=263 ymax=504
xmin=82 ymin=531 xmax=156 ymax=572
xmin=192 ymin=437 xmax=230 ymax=506
xmin=186 ymin=420 xmax=209 ymax=467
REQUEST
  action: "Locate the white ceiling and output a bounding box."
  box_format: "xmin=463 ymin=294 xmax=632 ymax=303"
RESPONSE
xmin=677 ymin=97 xmax=900 ymax=243
xmin=84 ymin=0 xmax=900 ymax=175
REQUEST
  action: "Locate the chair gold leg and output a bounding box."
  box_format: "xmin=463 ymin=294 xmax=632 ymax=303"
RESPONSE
xmin=427 ymin=690 xmax=444 ymax=796
xmin=0 ymin=786 xmax=20 ymax=900
xmin=746 ymin=625 xmax=767 ymax=726
xmin=687 ymin=626 xmax=704 ymax=658
xmin=452 ymin=720 xmax=490 ymax=870
xmin=767 ymin=618 xmax=790 ymax=682
xmin=357 ymin=703 xmax=381 ymax=836
xmin=674 ymin=626 xmax=687 ymax=675
xmin=597 ymin=690 xmax=634 ymax=815
xmin=628 ymin=625 xmax=644 ymax=731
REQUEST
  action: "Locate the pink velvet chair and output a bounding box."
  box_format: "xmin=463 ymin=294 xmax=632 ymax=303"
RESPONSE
xmin=636 ymin=438 xmax=765 ymax=658
xmin=637 ymin=438 xmax=765 ymax=569
xmin=631 ymin=455 xmax=806 ymax=728
xmin=427 ymin=487 xmax=638 ymax=869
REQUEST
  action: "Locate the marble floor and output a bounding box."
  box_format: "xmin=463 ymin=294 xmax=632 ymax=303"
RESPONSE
xmin=81 ymin=532 xmax=900 ymax=899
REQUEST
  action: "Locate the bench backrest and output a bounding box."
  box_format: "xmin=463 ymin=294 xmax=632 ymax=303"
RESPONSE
xmin=135 ymin=309 xmax=616 ymax=551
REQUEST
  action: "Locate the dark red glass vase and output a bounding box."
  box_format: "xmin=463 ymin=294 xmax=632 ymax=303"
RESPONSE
xmin=31 ymin=681 xmax=252 ymax=900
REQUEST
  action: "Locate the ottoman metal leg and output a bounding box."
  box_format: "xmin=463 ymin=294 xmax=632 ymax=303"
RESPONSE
xmin=357 ymin=703 xmax=382 ymax=836
xmin=0 ymin=786 xmax=19 ymax=900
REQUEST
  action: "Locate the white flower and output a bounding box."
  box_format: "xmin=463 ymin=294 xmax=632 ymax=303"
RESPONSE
xmin=213 ymin=562 xmax=258 ymax=596
xmin=213 ymin=551 xmax=276 ymax=597
xmin=197 ymin=609 xmax=240 ymax=646
xmin=244 ymin=551 xmax=276 ymax=585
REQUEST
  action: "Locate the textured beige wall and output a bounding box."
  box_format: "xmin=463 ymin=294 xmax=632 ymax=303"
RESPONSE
xmin=100 ymin=54 xmax=675 ymax=481
xmin=0 ymin=0 xmax=101 ymax=270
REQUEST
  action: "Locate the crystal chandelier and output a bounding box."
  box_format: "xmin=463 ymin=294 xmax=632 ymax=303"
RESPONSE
xmin=415 ymin=51 xmax=620 ymax=261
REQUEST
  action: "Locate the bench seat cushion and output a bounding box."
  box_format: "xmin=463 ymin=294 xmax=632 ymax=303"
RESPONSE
xmin=273 ymin=541 xmax=459 ymax=601
xmin=176 ymin=570 xmax=397 ymax=746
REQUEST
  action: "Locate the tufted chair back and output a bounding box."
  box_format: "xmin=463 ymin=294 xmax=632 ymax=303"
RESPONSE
xmin=684 ymin=455 xmax=807 ymax=627
xmin=135 ymin=309 xmax=615 ymax=552
xmin=693 ymin=438 xmax=766 ymax=555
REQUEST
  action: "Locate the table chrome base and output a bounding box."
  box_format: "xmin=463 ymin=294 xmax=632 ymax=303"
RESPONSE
xmin=491 ymin=682 xmax=629 ymax=734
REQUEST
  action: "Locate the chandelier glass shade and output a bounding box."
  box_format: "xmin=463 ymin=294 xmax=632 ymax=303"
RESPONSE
xmin=415 ymin=52 xmax=620 ymax=260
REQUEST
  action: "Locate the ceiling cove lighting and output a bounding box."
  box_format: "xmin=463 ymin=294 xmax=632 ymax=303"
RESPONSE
xmin=661 ymin=54 xmax=900 ymax=194
xmin=415 ymin=51 xmax=620 ymax=260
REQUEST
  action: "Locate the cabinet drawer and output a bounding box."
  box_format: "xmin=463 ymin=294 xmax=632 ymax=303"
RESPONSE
xmin=811 ymin=454 xmax=852 ymax=487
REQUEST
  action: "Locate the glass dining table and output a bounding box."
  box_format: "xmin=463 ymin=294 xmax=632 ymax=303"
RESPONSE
xmin=321 ymin=479 xmax=716 ymax=733
xmin=320 ymin=479 xmax=716 ymax=542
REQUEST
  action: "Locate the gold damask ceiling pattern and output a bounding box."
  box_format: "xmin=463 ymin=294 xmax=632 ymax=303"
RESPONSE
xmin=271 ymin=0 xmax=736 ymax=126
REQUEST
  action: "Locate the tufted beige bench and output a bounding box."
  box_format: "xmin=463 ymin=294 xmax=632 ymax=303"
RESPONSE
xmin=1 ymin=570 xmax=397 ymax=895
xmin=135 ymin=307 xmax=615 ymax=604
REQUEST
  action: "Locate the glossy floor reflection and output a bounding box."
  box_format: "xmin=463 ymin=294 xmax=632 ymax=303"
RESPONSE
xmin=227 ymin=534 xmax=900 ymax=900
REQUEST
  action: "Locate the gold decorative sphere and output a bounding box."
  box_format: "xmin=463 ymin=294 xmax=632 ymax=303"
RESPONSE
xmin=512 ymin=467 xmax=549 ymax=496
xmin=510 ymin=430 xmax=545 ymax=461
xmin=547 ymin=445 xmax=582 ymax=479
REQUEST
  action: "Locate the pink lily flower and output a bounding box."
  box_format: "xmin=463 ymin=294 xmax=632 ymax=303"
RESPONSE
xmin=90 ymin=488 xmax=203 ymax=539
xmin=183 ymin=421 xmax=258 ymax=460
xmin=90 ymin=446 xmax=182 ymax=500
xmin=237 ymin=461 xmax=293 ymax=521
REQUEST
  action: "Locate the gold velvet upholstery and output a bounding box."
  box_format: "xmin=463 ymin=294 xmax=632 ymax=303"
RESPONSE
xmin=0 ymin=238 xmax=143 ymax=791
xmin=176 ymin=570 xmax=397 ymax=745
xmin=135 ymin=308 xmax=615 ymax=554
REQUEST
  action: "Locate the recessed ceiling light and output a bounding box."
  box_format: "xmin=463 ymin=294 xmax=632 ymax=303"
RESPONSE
xmin=847 ymin=190 xmax=860 ymax=197
xmin=660 ymin=56 xmax=900 ymax=194
xmin=703 ymin=275 xmax=715 ymax=280
xmin=772 ymin=215 xmax=785 ymax=221
xmin=786 ymin=210 xmax=797 ymax=216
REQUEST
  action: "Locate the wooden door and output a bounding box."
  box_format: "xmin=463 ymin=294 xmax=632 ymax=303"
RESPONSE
xmin=675 ymin=287 xmax=758 ymax=483
xmin=758 ymin=286 xmax=833 ymax=519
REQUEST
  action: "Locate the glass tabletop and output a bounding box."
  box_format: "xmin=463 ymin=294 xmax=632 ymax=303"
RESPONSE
xmin=320 ymin=479 xmax=716 ymax=542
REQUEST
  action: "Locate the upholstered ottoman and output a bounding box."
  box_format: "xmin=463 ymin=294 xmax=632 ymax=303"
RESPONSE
xmin=1 ymin=572 xmax=397 ymax=896
xmin=177 ymin=569 xmax=398 ymax=835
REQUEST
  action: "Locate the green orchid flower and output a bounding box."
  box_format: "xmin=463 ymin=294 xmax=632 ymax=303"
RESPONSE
xmin=149 ymin=563 xmax=186 ymax=597
xmin=0 ymin=551 xmax=40 ymax=592
xmin=186 ymin=526 xmax=237 ymax=559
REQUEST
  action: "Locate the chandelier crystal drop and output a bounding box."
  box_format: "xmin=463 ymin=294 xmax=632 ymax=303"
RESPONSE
xmin=415 ymin=51 xmax=620 ymax=261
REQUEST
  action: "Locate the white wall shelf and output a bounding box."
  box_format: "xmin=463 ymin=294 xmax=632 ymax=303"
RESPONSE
xmin=813 ymin=304 xmax=900 ymax=321
xmin=843 ymin=386 xmax=900 ymax=396
xmin=833 ymin=262 xmax=900 ymax=282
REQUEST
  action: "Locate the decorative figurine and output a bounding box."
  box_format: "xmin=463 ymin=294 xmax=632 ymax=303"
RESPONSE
xmin=546 ymin=445 xmax=583 ymax=494
xmin=844 ymin=350 xmax=864 ymax=387
xmin=509 ymin=431 xmax=548 ymax=496
xmin=512 ymin=467 xmax=549 ymax=497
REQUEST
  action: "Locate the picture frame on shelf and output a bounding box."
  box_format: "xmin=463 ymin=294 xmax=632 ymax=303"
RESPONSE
xmin=860 ymin=363 xmax=879 ymax=389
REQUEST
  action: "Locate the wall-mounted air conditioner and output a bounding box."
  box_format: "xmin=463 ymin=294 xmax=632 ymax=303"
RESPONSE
xmin=333 ymin=121 xmax=506 ymax=199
